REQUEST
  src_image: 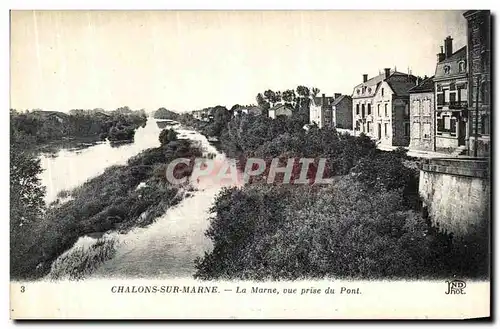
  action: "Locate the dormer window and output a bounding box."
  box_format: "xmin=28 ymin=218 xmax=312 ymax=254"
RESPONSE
xmin=444 ymin=65 xmax=451 ymax=74
xmin=458 ymin=61 xmax=466 ymax=73
xmin=357 ymin=89 xmax=360 ymax=95
xmin=368 ymin=87 xmax=372 ymax=93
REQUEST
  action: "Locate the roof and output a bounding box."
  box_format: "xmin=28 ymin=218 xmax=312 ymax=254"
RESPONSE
xmin=409 ymin=76 xmax=435 ymax=93
xmin=438 ymin=46 xmax=467 ymax=64
xmin=310 ymin=96 xmax=333 ymax=107
xmin=269 ymin=103 xmax=294 ymax=112
xmin=385 ymin=73 xmax=419 ymax=97
xmin=352 ymin=70 xmax=417 ymax=98
xmin=331 ymin=95 xmax=351 ymax=106
xmin=435 ymin=46 xmax=467 ymax=79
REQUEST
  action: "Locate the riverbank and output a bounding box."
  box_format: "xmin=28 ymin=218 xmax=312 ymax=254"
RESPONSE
xmin=187 ymin=112 xmax=488 ymax=280
xmin=11 ymin=137 xmax=204 ymax=280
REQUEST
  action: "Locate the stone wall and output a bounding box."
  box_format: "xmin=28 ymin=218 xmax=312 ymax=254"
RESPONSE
xmin=419 ymin=157 xmax=489 ymax=237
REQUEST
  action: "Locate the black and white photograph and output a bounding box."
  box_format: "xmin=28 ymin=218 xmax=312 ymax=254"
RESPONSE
xmin=8 ymin=8 xmax=491 ymax=319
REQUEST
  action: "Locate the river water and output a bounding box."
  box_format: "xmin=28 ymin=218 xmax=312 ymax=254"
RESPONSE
xmin=44 ymin=118 xmax=241 ymax=279
xmin=40 ymin=118 xmax=163 ymax=203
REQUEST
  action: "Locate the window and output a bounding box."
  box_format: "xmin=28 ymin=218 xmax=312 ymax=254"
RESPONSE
xmin=459 ymin=86 xmax=467 ymax=103
xmin=444 ymin=65 xmax=451 ymax=74
xmin=384 ymin=104 xmax=388 ymax=117
xmin=361 ymin=104 xmax=365 ymax=117
xmin=444 ymin=88 xmax=450 ymax=103
xmin=367 ymin=104 xmax=371 ymax=115
xmin=422 ymin=123 xmax=431 ymax=139
xmin=356 ymin=104 xmax=359 ymax=115
xmin=377 ymin=104 xmax=381 ymax=116
xmin=449 ymin=92 xmax=456 ymax=104
xmin=459 ymin=60 xmax=466 ymax=73
xmin=412 ymin=122 xmax=420 ymax=138
xmin=367 ymin=121 xmax=371 ymax=133
xmin=412 ymin=100 xmax=420 ymax=116
xmin=450 ymin=118 xmax=457 ymax=136
xmin=384 ymin=123 xmax=389 ymax=137
xmin=444 ymin=116 xmax=451 ymax=130
xmin=437 ymin=93 xmax=445 ymax=106
xmin=355 ymin=121 xmax=360 ymax=131
xmin=404 ymin=123 xmax=410 ymax=137
xmin=423 ymin=100 xmax=431 ymax=116
xmin=437 ymin=114 xmax=457 ymax=136
xmin=437 ymin=117 xmax=443 ymax=135
xmin=381 ymin=88 xmax=384 ymax=96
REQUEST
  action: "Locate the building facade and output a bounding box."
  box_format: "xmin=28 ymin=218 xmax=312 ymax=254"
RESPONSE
xmin=464 ymin=10 xmax=491 ymax=157
xmin=309 ymin=94 xmax=333 ymax=128
xmin=352 ymin=69 xmax=416 ymax=146
xmin=409 ymin=77 xmax=435 ymax=151
xmin=434 ymin=37 xmax=469 ymax=152
xmin=269 ymin=103 xmax=294 ymax=119
xmin=332 ymin=95 xmax=352 ymax=129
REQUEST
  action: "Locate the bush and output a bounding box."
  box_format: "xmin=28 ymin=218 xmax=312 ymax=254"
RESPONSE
xmin=159 ymin=128 xmax=178 ymax=146
xmin=195 ymin=176 xmax=488 ymax=280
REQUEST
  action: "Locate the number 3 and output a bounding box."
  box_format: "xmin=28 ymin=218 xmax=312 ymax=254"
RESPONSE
xmin=20 ymin=286 xmax=25 ymax=293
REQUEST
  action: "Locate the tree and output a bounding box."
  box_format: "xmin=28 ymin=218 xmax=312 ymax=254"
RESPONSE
xmin=159 ymin=128 xmax=179 ymax=146
xmin=296 ymin=86 xmax=310 ymax=98
xmin=10 ymin=148 xmax=46 ymax=228
xmin=263 ymin=90 xmax=277 ymax=106
xmin=282 ymin=89 xmax=296 ymax=106
xmin=311 ymin=87 xmax=320 ymax=97
xmin=256 ymin=93 xmax=270 ymax=112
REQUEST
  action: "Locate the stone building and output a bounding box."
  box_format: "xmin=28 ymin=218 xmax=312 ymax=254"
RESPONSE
xmin=409 ymin=76 xmax=435 ymax=151
xmin=268 ymin=103 xmax=294 ymax=119
xmin=434 ymin=37 xmax=469 ymax=153
xmin=332 ymin=95 xmax=353 ymax=129
xmin=309 ymin=94 xmax=333 ymax=128
xmin=352 ymin=69 xmax=417 ymax=146
xmin=464 ymin=10 xmax=491 ymax=157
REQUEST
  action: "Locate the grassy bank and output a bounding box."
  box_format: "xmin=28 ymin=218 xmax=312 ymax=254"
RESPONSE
xmin=11 ymin=136 xmax=203 ymax=280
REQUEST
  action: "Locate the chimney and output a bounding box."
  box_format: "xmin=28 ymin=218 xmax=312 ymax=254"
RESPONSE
xmin=444 ymin=36 xmax=453 ymax=58
xmin=334 ymin=93 xmax=341 ymax=99
xmin=416 ymin=77 xmax=422 ymax=86
xmin=363 ymin=74 xmax=368 ymax=83
xmin=322 ymin=93 xmax=326 ymax=106
xmin=437 ymin=46 xmax=445 ymax=62
xmin=384 ymin=68 xmax=391 ymax=79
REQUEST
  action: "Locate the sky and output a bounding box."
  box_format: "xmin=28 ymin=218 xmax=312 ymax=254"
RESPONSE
xmin=10 ymin=10 xmax=467 ymax=113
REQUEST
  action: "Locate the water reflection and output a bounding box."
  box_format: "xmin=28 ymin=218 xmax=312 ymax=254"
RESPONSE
xmin=40 ymin=118 xmax=162 ymax=203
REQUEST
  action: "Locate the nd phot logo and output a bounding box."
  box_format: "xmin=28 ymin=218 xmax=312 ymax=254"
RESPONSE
xmin=445 ymin=280 xmax=466 ymax=295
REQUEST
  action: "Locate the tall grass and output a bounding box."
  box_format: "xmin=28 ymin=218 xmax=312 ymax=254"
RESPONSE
xmin=49 ymin=236 xmax=118 ymax=281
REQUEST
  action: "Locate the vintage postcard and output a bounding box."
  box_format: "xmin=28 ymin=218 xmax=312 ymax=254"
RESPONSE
xmin=9 ymin=10 xmax=491 ymax=319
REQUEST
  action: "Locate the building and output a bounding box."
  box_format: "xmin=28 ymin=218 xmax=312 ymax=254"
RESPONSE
xmin=434 ymin=37 xmax=469 ymax=153
xmin=268 ymin=103 xmax=294 ymax=119
xmin=352 ymin=69 xmax=417 ymax=146
xmin=234 ymin=105 xmax=263 ymax=116
xmin=409 ymin=76 xmax=435 ymax=151
xmin=309 ymin=94 xmax=333 ymax=128
xmin=331 ymin=94 xmax=352 ymax=129
xmin=464 ymin=10 xmax=491 ymax=157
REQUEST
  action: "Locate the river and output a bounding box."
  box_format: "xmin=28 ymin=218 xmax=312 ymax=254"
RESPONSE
xmin=44 ymin=118 xmax=240 ymax=280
